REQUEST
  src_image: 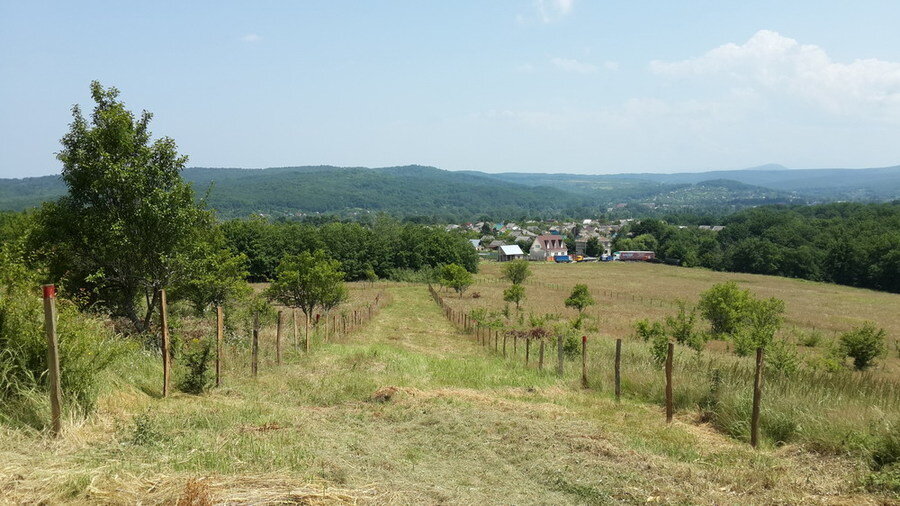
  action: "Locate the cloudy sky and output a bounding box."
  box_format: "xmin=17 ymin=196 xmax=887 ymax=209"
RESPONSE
xmin=2 ymin=1 xmax=900 ymax=177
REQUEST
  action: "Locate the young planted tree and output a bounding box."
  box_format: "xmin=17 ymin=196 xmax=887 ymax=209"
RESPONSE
xmin=665 ymin=300 xmax=705 ymax=352
xmin=503 ymin=284 xmax=526 ymax=311
xmin=698 ymin=282 xmax=752 ymax=337
xmin=441 ymin=264 xmax=473 ymax=297
xmin=732 ymin=297 xmax=785 ymax=356
xmin=502 ymin=259 xmax=531 ymax=285
xmin=564 ymin=284 xmax=595 ymax=314
xmin=35 ymin=81 xmax=213 ymax=332
xmin=176 ymin=228 xmax=251 ymax=315
xmin=839 ymin=322 xmax=887 ymax=370
xmin=267 ymin=250 xmax=347 ymax=352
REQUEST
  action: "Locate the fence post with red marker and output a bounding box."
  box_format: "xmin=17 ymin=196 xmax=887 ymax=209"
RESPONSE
xmin=42 ymin=284 xmax=62 ymax=436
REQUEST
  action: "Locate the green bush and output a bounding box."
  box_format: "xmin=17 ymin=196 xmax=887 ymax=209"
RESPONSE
xmin=176 ymin=336 xmax=214 ymax=395
xmin=0 ymin=286 xmax=124 ymax=427
xmin=839 ymin=322 xmax=886 ymax=370
xmin=697 ymin=282 xmax=752 ymax=337
xmin=765 ymin=338 xmax=800 ymax=375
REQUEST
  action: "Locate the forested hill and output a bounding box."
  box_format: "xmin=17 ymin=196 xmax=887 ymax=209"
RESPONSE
xmin=1 ymin=163 xmax=899 ymax=219
xmin=0 ymin=165 xmax=591 ymax=220
xmin=192 ymin=165 xmax=588 ymax=219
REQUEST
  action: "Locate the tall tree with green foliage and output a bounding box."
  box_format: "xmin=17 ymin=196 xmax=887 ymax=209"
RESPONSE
xmin=502 ymin=259 xmax=531 ymax=285
xmin=267 ymin=250 xmax=347 ymax=352
xmin=564 ymin=284 xmax=595 ymax=314
xmin=585 ymin=237 xmax=603 ymax=257
xmin=440 ymin=264 xmax=473 ymax=297
xmin=35 ymin=81 xmax=214 ymax=331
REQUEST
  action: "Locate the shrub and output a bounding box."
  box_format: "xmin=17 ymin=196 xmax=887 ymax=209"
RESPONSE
xmin=796 ymin=329 xmax=823 ymax=347
xmin=872 ymin=423 xmax=900 ymax=471
xmin=0 ymin=285 xmax=124 ymax=427
xmin=698 ymin=282 xmax=752 ymax=337
xmin=665 ymin=300 xmax=704 ymax=352
xmin=176 ymin=337 xmax=214 ymax=395
xmin=839 ymin=322 xmax=886 ymax=370
xmin=765 ymin=338 xmax=800 ymax=375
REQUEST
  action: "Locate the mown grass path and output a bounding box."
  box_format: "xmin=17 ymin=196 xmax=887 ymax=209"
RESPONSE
xmin=0 ymin=285 xmax=886 ymax=504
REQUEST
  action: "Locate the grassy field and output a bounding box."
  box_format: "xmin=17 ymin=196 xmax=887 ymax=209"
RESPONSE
xmin=2 ymin=284 xmax=895 ymax=504
xmin=458 ymin=261 xmax=900 ymax=376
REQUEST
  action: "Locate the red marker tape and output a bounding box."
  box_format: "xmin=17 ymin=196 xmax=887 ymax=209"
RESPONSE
xmin=42 ymin=284 xmax=56 ymax=299
xmin=582 ymin=335 xmax=587 ymax=343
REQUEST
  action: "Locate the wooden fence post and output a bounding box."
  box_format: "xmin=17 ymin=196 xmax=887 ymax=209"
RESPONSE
xmin=556 ymin=332 xmax=565 ymax=376
xmin=581 ymin=336 xmax=588 ymax=388
xmin=292 ymin=309 xmax=298 ymax=348
xmin=252 ymin=312 xmax=259 ymax=377
xmin=494 ymin=330 xmax=498 ymax=351
xmin=42 ymin=284 xmax=62 ymax=436
xmin=538 ymin=340 xmax=545 ymax=370
xmin=275 ymin=310 xmax=283 ymax=365
xmin=751 ymin=347 xmax=764 ymax=448
xmin=160 ymin=288 xmax=171 ymax=397
xmin=665 ymin=342 xmax=674 ymax=423
xmin=216 ymin=305 xmax=223 ymax=387
xmin=503 ymin=332 xmax=507 ymax=357
xmin=525 ymin=339 xmax=531 ymax=365
xmin=615 ymin=338 xmax=622 ymax=402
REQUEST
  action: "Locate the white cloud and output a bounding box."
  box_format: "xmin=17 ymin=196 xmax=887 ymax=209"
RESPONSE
xmin=603 ymin=61 xmax=620 ymax=71
xmin=650 ymin=29 xmax=900 ymax=117
xmin=551 ymin=57 xmax=597 ymax=74
xmin=240 ymin=33 xmax=262 ymax=43
xmin=536 ymin=0 xmax=573 ymax=23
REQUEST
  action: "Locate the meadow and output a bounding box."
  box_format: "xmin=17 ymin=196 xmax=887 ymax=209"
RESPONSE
xmin=2 ymin=284 xmax=895 ymax=504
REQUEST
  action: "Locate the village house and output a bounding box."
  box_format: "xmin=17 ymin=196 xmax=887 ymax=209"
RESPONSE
xmin=529 ymin=234 xmax=568 ymax=261
xmin=468 ymin=239 xmax=483 ymax=251
xmin=487 ymin=239 xmax=505 ymax=251
xmin=497 ymin=244 xmax=525 ymax=262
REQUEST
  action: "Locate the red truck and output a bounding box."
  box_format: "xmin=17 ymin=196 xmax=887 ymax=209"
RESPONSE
xmin=616 ymin=251 xmax=656 ymax=261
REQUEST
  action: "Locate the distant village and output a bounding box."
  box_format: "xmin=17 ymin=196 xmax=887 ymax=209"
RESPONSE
xmin=446 ymin=219 xmax=724 ymax=262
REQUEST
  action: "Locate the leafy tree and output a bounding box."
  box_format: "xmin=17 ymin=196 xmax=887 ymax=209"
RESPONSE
xmin=698 ymin=282 xmax=752 ymax=337
xmin=585 ymin=237 xmax=603 ymax=257
xmin=267 ymin=250 xmax=347 ymax=351
xmin=440 ymin=264 xmax=473 ymax=297
xmin=175 ymin=228 xmax=251 ymax=314
xmin=35 ymin=81 xmax=212 ymax=331
xmin=564 ymin=284 xmax=595 ymax=313
xmin=839 ymin=322 xmax=887 ymax=370
xmin=503 ymin=284 xmax=526 ymax=311
xmin=731 ymin=297 xmax=785 ymax=356
xmin=502 ymin=259 xmax=531 ymax=285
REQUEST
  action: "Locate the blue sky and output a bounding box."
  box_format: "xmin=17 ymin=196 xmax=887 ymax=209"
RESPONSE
xmin=2 ymin=1 xmax=900 ymax=178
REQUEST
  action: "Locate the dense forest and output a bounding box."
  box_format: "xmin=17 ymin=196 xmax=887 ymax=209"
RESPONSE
xmin=220 ymin=217 xmax=479 ymax=282
xmin=614 ymin=202 xmax=900 ymax=293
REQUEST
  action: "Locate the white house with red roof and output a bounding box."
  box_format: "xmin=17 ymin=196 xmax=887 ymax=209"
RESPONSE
xmin=528 ymin=234 xmax=568 ymax=260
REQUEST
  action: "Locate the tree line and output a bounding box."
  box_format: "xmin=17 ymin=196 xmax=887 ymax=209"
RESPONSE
xmin=614 ymin=202 xmax=900 ymax=293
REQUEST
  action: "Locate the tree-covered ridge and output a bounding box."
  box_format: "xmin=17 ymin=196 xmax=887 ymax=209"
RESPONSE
xmin=615 ymin=202 xmax=900 ymax=293
xmin=3 ymin=163 xmax=900 ymax=220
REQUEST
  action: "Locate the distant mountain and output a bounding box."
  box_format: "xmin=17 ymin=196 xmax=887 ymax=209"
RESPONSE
xmin=598 ymin=165 xmax=900 ymax=200
xmin=1 ymin=163 xmax=897 ymax=219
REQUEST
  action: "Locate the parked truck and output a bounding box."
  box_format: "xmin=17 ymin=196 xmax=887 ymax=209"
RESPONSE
xmin=616 ymin=251 xmax=656 ymax=262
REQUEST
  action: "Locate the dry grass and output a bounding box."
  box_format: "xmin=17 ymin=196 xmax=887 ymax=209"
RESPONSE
xmin=455 ymin=261 xmax=900 ymax=376
xmin=0 ymin=284 xmax=896 ymax=504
